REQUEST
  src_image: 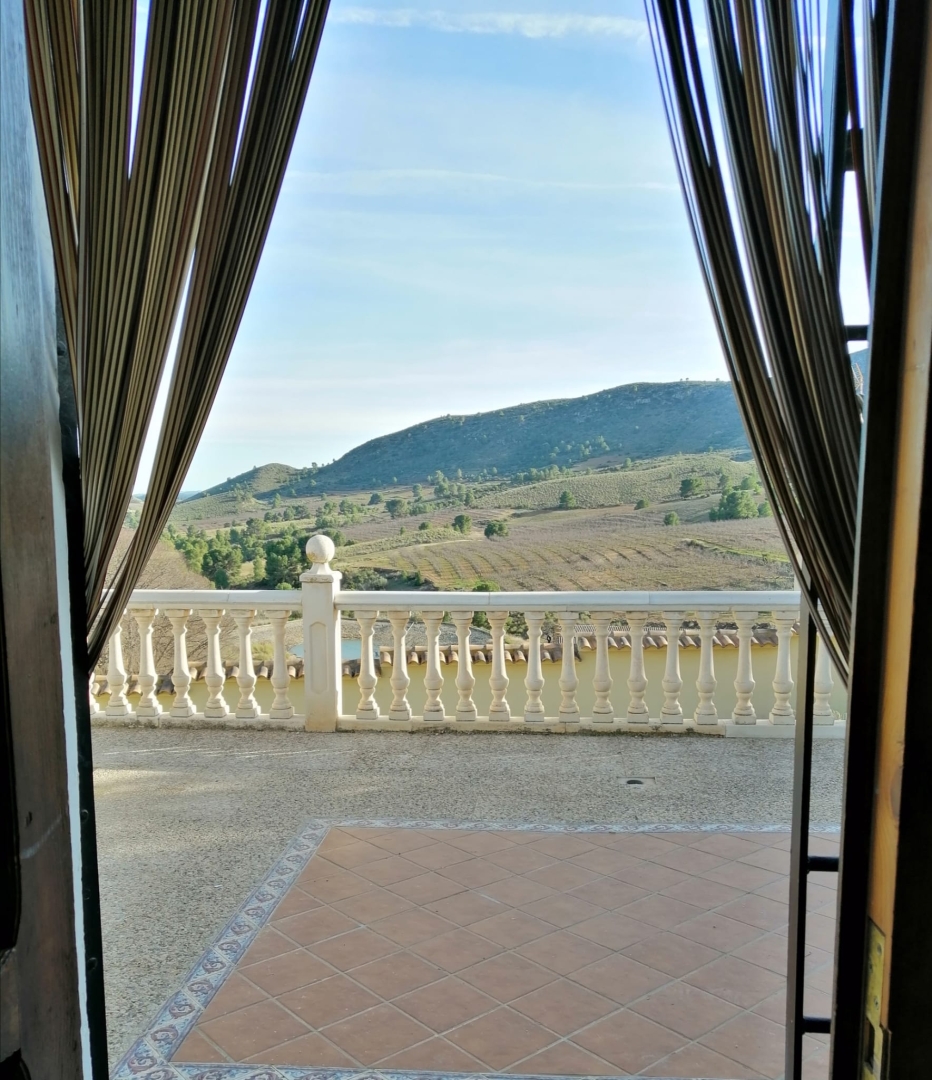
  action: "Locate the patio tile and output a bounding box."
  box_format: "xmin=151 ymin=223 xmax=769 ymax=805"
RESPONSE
xmin=201 ymin=998 xmax=309 ymax=1060
xmin=507 ymin=1040 xmax=620 ymax=1075
xmin=650 ymin=845 xmax=729 ymax=875
xmin=492 ymin=829 xmax=541 ymax=844
xmin=410 ymin=927 xmax=503 ymax=971
xmin=689 ymin=832 xmax=764 ymax=859
xmin=570 ymin=952 xmax=672 ymax=1004
xmin=323 ymin=839 xmax=391 ymax=869
xmin=510 ymin=978 xmax=619 ymax=1035
xmin=517 ymin=929 xmax=613 ymax=975
xmin=337 ymin=887 xmax=413 ymax=924
xmin=425 ymin=889 xmax=507 ymax=925
xmin=526 ymin=861 xmax=601 ymax=891
xmin=731 ymin=932 xmax=795 ymax=975
xmin=572 ymin=911 xmax=659 ymax=950
xmin=641 ymin=1041 xmax=768 ymax=1078
xmin=569 ymin=877 xmax=649 ymax=910
xmin=200 ymin=972 xmax=267 ymax=1021
xmin=367 ymin=830 xmax=437 ymax=854
xmin=486 ymin=845 xmax=557 ymax=874
xmin=394 ymin=974 xmax=498 ymax=1031
xmin=717 ymin=893 xmax=790 ymax=931
xmin=675 ymin=910 xmax=768 ymax=951
xmin=353 ymin=855 xmax=426 ymax=886
xmin=459 ymin=951 xmax=558 ymax=1000
xmin=275 ymin=906 xmax=359 ymax=947
xmin=240 ymin=948 xmax=332 ymax=995
xmin=527 ymin=833 xmax=597 ymax=859
xmin=278 ymin=973 xmax=381 ymax=1027
xmin=269 ymin=885 xmax=321 ymax=920
xmin=684 ymin=954 xmax=786 ymax=1007
xmin=321 ymin=1002 xmax=433 ymax=1065
xmin=618 ymin=893 xmax=703 ymax=929
xmin=446 ymin=1005 xmax=556 ymax=1069
xmin=480 ymin=874 xmax=556 ymax=906
xmin=436 ymin=857 xmax=514 ymax=888
xmin=374 ymin=1035 xmax=487 ymax=1071
xmin=238 ymin=927 xmax=297 ymax=966
xmin=174 ymin=1028 xmax=227 ymax=1063
xmin=298 ymin=861 xmax=372 ymax=902
xmin=573 ymin=1008 xmax=687 ymax=1072
xmin=369 ymin=906 xmax=457 ymax=947
xmin=738 ymin=846 xmax=792 ymax=874
xmin=614 ymin=861 xmax=691 ymax=891
xmin=702 ymin=860 xmax=783 ymax=892
xmin=622 ymin=931 xmax=721 ymax=977
xmin=309 ymin=928 xmax=398 ymax=971
xmin=660 ymin=874 xmax=745 ymax=910
xmin=568 ymin=847 xmax=645 ymax=876
xmin=629 ymin=979 xmax=740 ymax=1039
xmin=700 ymin=1010 xmax=787 ymax=1078
xmin=387 ymin=871 xmax=466 ymax=904
xmin=350 ymin=950 xmax=444 ymax=999
xmin=609 ymin=833 xmax=683 ymax=860
xmin=447 ymin=831 xmax=518 ymax=855
xmin=243 ymin=1031 xmax=356 ymax=1067
xmin=523 ymin=892 xmax=606 ymax=928
xmin=470 ymin=909 xmax=556 ymax=947
xmin=404 ymin=841 xmax=475 ymax=870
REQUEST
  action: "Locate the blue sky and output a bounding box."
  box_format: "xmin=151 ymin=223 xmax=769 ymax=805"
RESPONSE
xmin=137 ymin=1 xmax=869 ymax=492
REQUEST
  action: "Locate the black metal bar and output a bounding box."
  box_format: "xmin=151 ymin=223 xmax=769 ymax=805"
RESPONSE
xmin=844 ymin=324 xmax=869 ymax=340
xmin=821 ymin=0 xmax=849 ymax=270
xmin=808 ymin=855 xmax=840 ymax=873
xmin=786 ymin=597 xmax=818 ymax=1080
xmin=803 ymin=1016 xmax=833 ymax=1035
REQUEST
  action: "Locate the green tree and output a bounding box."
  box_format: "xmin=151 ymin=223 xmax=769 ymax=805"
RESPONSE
xmin=452 ymin=513 xmax=472 ymax=534
xmin=558 ymin=490 xmax=576 ymax=509
xmin=680 ymin=477 xmax=703 ymax=498
xmin=385 ymin=497 xmax=409 ymax=519
xmin=635 ymin=498 xmax=649 ymax=510
xmin=664 ymin=511 xmax=679 ymax=526
xmin=418 ymin=520 xmax=430 ymax=531
xmin=758 ymin=500 xmax=772 ymax=517
xmin=710 ymin=489 xmax=758 ymax=520
xmin=368 ymin=492 xmax=383 ymax=505
xmin=484 ymin=520 xmax=508 ymax=538
xmin=412 ymin=483 xmax=423 ymax=500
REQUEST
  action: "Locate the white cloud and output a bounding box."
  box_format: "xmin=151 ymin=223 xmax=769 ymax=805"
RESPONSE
xmin=332 ymin=8 xmax=648 ymax=42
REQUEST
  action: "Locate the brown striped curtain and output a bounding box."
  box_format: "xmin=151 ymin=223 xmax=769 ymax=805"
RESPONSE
xmin=25 ymin=0 xmax=329 ymax=666
xmin=644 ymin=0 xmax=877 ymax=686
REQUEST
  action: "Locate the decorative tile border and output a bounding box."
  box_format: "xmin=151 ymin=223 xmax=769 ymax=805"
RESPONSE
xmin=113 ymin=817 xmax=838 ymax=1080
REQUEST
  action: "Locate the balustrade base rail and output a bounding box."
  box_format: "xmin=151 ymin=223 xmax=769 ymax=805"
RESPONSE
xmin=90 ymin=538 xmax=847 ymax=738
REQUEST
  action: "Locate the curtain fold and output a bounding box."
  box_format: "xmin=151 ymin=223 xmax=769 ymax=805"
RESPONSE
xmin=25 ymin=0 xmax=330 ymax=666
xmin=645 ymin=0 xmax=871 ymax=685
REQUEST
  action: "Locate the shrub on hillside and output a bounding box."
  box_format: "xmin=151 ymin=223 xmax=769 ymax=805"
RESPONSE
xmin=558 ymin=490 xmax=576 ymax=509
xmin=635 ymin=498 xmax=649 ymax=510
xmin=385 ymin=497 xmax=409 ymax=519
xmin=368 ymin=492 xmax=382 ymax=504
xmin=484 ymin=520 xmax=508 ymax=538
xmin=680 ymin=477 xmax=703 ymax=498
xmin=664 ymin=512 xmax=679 ymax=526
xmin=710 ymin=488 xmax=758 ymax=520
xmin=453 ymin=514 xmax=472 ymax=534
xmin=758 ymin=500 xmax=772 ymax=517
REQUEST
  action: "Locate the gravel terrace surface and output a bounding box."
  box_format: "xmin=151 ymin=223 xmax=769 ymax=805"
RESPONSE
xmin=93 ymin=728 xmax=845 ymax=1067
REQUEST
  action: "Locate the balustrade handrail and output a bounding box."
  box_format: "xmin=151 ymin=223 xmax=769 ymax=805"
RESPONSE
xmin=335 ymin=589 xmax=801 ymax=612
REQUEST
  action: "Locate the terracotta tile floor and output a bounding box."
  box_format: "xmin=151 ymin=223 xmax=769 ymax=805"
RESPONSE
xmin=172 ymin=826 xmax=836 ymax=1078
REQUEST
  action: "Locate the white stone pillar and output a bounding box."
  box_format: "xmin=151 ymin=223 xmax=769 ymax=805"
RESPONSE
xmin=387 ymin=610 xmax=412 ymax=721
xmin=813 ymin=633 xmax=836 ymax=724
xmin=199 ymin=608 xmax=229 ymax=719
xmin=133 ymin=607 xmax=162 ymax=720
xmin=556 ymin=611 xmax=580 ymax=721
xmin=451 ymin=611 xmax=477 ymax=721
xmin=660 ymin=611 xmax=685 ymax=725
xmin=732 ymin=612 xmax=757 ymax=722
xmin=695 ymin=611 xmax=718 ymax=725
xmin=268 ymin=610 xmax=294 ymax=720
xmin=422 ymin=613 xmax=445 ymax=719
xmin=770 ymin=611 xmax=797 ymax=724
xmin=355 ymin=609 xmax=380 ymax=721
xmin=105 ymin=617 xmax=131 ymax=718
xmin=233 ymin=610 xmax=260 ymax=718
xmin=626 ymin=612 xmax=649 ymax=722
xmin=489 ymin=612 xmax=511 ymax=719
xmin=524 ymin=612 xmax=545 ymax=721
xmin=301 ymin=535 xmax=342 ymax=731
xmin=165 ymin=608 xmax=196 ymax=719
xmin=591 ymin=615 xmax=614 ymax=721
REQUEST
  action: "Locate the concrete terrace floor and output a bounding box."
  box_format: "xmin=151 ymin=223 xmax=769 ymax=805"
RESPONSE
xmin=92 ymin=729 xmax=845 ymax=1073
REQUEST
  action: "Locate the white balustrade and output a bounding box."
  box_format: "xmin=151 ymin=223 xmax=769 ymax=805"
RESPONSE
xmin=591 ymin=615 xmax=614 ymax=721
xmin=166 ymin=608 xmax=196 ymax=719
xmin=133 ymin=607 xmax=162 ymax=719
xmin=770 ymin=611 xmax=796 ymax=724
xmin=200 ymin=608 xmax=229 ymax=719
xmin=556 ymin=611 xmax=580 ymax=720
xmin=732 ymin=612 xmax=757 ymax=722
xmin=524 ymin=612 xmax=545 ymax=721
xmin=452 ymin=610 xmax=478 ymax=721
xmin=267 ymin=610 xmax=294 ymax=720
xmin=695 ymin=611 xmax=718 ymax=724
xmin=488 ymin=612 xmax=511 ymax=719
xmin=626 ymin=612 xmax=649 ymax=722
xmin=356 ymin=609 xmax=380 ymax=721
xmin=422 ymin=613 xmax=445 ymax=720
xmin=387 ymin=610 xmax=412 ymax=721
xmin=105 ymin=616 xmax=130 ymax=717
xmin=233 ymin=609 xmax=260 ymax=719
xmin=660 ymin=610 xmax=685 ymax=725
xmin=813 ymin=634 xmax=836 ymax=724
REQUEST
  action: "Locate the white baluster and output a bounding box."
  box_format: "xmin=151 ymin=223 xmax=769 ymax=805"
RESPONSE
xmin=233 ymin=609 xmax=260 ymax=719
xmin=626 ymin=612 xmax=649 ymax=722
xmin=770 ymin=611 xmax=797 ymax=724
xmin=524 ymin=612 xmax=545 ymax=721
xmin=165 ymin=608 xmax=196 ymax=719
xmin=591 ymin=615 xmax=614 ymax=721
xmin=387 ymin=610 xmax=412 ymax=720
xmin=556 ymin=611 xmax=580 ymax=721
xmin=660 ymin=610 xmax=685 ymax=725
xmin=89 ymin=671 xmax=100 ymax=717
xmin=105 ymin=617 xmax=131 ymax=717
xmin=268 ymin=610 xmax=294 ymax=719
xmin=422 ymin=613 xmax=445 ymax=719
xmin=199 ymin=608 xmax=229 ymax=719
xmin=451 ymin=610 xmax=477 ymax=721
xmin=356 ymin=609 xmax=380 ymax=721
xmin=813 ymin=633 xmax=836 ymax=724
xmin=732 ymin=612 xmax=757 ymax=722
xmin=489 ymin=612 xmax=511 ymax=719
xmin=133 ymin=608 xmax=162 ymax=720
xmin=695 ymin=611 xmax=719 ymax=725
